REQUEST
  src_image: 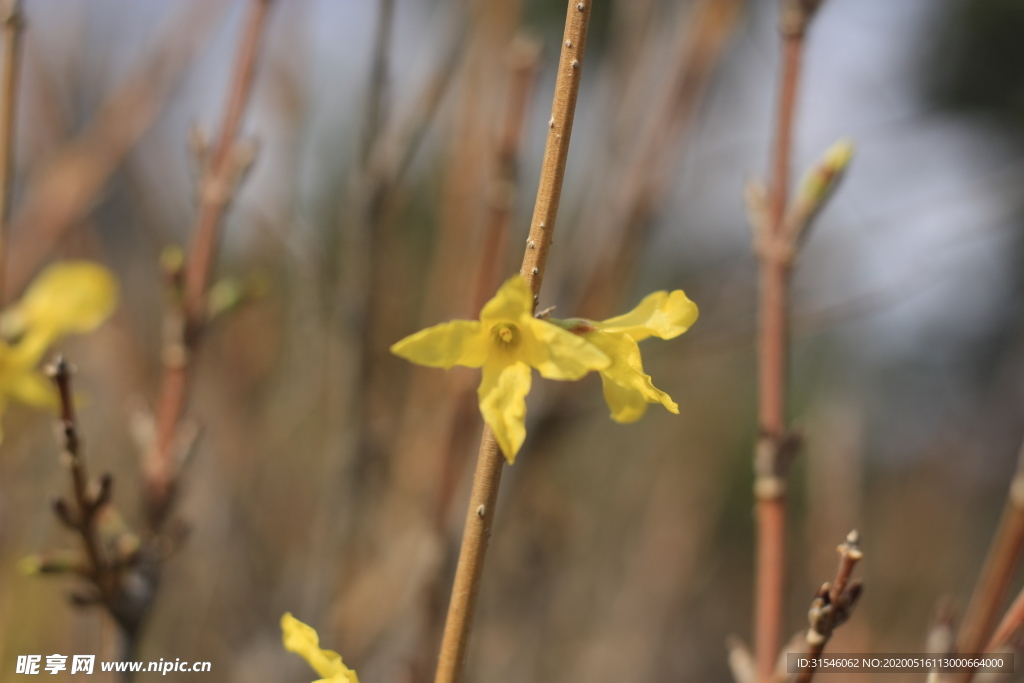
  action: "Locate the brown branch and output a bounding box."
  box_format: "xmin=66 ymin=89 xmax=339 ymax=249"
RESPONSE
xmin=751 ymin=3 xmax=837 ymax=681
xmin=752 ymin=7 xmax=806 ymax=681
xmin=0 ymin=0 xmax=23 ymax=304
xmin=147 ymin=0 xmax=273 ymax=528
xmin=46 ymin=357 xmax=143 ymax=674
xmin=432 ymin=3 xmax=593 ymax=682
xmin=794 ymin=530 xmax=864 ymax=683
xmin=49 ymin=358 xmax=104 ymax=589
xmin=986 ymin=584 xmax=1024 ymax=652
xmin=952 ymin=440 xmax=1024 ymax=682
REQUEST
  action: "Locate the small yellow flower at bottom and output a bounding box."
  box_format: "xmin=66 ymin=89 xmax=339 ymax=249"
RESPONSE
xmin=390 ymin=276 xmax=610 ymax=463
xmin=281 ymin=613 xmax=359 ymax=683
xmin=555 ymin=290 xmax=698 ymax=423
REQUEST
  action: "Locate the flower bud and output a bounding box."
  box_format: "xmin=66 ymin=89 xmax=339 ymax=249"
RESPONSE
xmin=797 ymin=139 xmax=854 ymax=210
xmin=784 ymin=139 xmax=854 ymax=244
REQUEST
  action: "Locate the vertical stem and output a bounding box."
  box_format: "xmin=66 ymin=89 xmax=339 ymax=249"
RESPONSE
xmin=433 ymin=3 xmax=592 ymax=682
xmin=433 ymin=429 xmax=504 ymax=683
xmin=0 ymin=0 xmax=22 ymax=305
xmin=149 ymin=0 xmax=273 ymax=525
xmin=181 ymin=0 xmax=272 ymax=324
xmin=986 ymin=580 xmax=1024 ymax=652
xmin=51 ymin=357 xmax=141 ymax=678
xmin=754 ymin=23 xmax=805 ymax=683
xmin=953 ymin=443 xmax=1024 ymax=682
xmin=518 ymin=2 xmax=590 ymax=298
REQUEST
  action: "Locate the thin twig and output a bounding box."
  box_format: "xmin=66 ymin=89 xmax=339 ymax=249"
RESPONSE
xmin=49 ymin=357 xmax=106 ymax=596
xmin=951 ymin=440 xmax=1024 ymax=682
xmin=986 ymin=584 xmax=1024 ymax=652
xmin=148 ymin=0 xmax=273 ymax=527
xmin=752 ymin=3 xmax=835 ymax=680
xmin=794 ymin=530 xmax=864 ymax=683
xmin=433 ymin=3 xmax=592 ymax=682
xmin=752 ymin=9 xmax=805 ymax=683
xmin=0 ymin=0 xmax=22 ymax=304
xmin=46 ymin=357 xmax=142 ymax=677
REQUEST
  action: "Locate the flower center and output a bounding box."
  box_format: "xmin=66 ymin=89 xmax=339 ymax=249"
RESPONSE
xmin=492 ymin=323 xmax=519 ymax=348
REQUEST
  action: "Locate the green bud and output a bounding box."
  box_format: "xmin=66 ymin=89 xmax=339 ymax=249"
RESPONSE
xmin=797 ymin=138 xmax=854 ymax=209
xmin=781 ymin=138 xmax=855 ymax=248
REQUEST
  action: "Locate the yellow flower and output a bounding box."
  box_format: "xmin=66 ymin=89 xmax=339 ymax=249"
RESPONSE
xmin=281 ymin=613 xmax=359 ymax=683
xmin=559 ymin=290 xmax=698 ymax=423
xmin=0 ymin=261 xmax=118 ymax=442
xmin=390 ymin=276 xmax=610 ymax=462
xmin=6 ymin=261 xmax=118 ymax=343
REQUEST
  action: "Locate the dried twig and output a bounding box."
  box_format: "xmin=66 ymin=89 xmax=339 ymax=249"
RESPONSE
xmin=432 ymin=3 xmax=593 ymax=682
xmin=147 ymin=0 xmax=273 ymax=527
xmin=0 ymin=0 xmax=23 ymax=303
xmin=987 ymin=587 xmax=1024 ymax=653
xmin=951 ymin=441 xmax=1024 ymax=682
xmin=42 ymin=357 xmax=148 ymax=675
xmin=794 ymin=531 xmax=864 ymax=683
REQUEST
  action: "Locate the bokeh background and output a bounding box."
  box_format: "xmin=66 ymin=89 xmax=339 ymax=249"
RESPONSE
xmin=2 ymin=0 xmax=1024 ymax=681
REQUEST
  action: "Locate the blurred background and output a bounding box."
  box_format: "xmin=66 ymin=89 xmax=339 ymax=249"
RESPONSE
xmin=1 ymin=0 xmax=1024 ymax=681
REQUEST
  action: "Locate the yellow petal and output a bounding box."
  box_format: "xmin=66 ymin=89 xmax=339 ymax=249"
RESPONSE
xmin=4 ymin=328 xmax=52 ymax=373
xmin=10 ymin=262 xmax=118 ymax=342
xmin=585 ymin=331 xmax=678 ymax=423
xmin=390 ymin=320 xmax=487 ymax=369
xmin=477 ymin=357 xmax=531 ymax=463
xmin=596 ymin=290 xmax=698 ymax=341
xmin=521 ymin=317 xmax=609 ymax=380
xmin=599 ymin=373 xmax=650 ymax=423
xmin=281 ymin=613 xmax=359 ymax=683
xmin=5 ymin=370 xmax=56 ymax=409
xmin=480 ymin=276 xmax=534 ymax=324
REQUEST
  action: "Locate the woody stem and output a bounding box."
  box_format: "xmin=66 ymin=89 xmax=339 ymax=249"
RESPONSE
xmin=754 ymin=14 xmax=805 ymax=683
